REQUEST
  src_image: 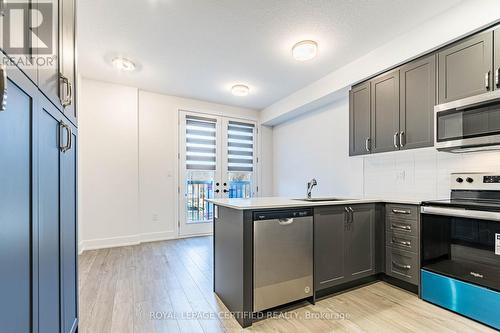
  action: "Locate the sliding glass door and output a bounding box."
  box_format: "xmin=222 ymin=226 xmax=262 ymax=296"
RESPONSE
xmin=179 ymin=111 xmax=257 ymax=236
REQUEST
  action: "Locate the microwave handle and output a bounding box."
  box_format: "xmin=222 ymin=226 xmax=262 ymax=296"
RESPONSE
xmin=421 ymin=206 xmax=500 ymax=222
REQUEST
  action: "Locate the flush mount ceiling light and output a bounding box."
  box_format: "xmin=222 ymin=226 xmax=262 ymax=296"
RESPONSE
xmin=231 ymin=84 xmax=250 ymax=97
xmin=112 ymin=57 xmax=136 ymax=71
xmin=292 ymin=40 xmax=318 ymax=61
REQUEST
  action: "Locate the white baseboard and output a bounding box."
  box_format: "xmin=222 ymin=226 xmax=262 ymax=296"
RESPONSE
xmin=79 ymin=230 xmax=180 ymax=253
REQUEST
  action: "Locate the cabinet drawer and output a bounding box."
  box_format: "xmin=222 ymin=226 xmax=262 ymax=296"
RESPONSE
xmin=386 ymin=231 xmax=418 ymax=254
xmin=386 ymin=247 xmax=418 ymax=285
xmin=386 ymin=204 xmax=418 ymax=221
xmin=386 ymin=217 xmax=418 ymax=237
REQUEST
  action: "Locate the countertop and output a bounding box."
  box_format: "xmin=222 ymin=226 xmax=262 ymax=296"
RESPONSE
xmin=207 ymin=196 xmax=422 ymax=210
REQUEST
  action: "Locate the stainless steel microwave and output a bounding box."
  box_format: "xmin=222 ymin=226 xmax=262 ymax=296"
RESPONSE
xmin=435 ymin=90 xmax=500 ymax=152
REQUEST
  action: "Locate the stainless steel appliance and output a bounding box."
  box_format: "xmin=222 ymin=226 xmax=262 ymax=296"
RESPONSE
xmin=421 ymin=173 xmax=500 ymax=329
xmin=434 ymin=90 xmax=500 ymax=152
xmin=253 ymin=209 xmax=313 ymax=312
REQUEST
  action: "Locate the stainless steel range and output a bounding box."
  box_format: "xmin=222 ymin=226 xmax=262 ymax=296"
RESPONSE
xmin=421 ymin=172 xmax=500 ymax=330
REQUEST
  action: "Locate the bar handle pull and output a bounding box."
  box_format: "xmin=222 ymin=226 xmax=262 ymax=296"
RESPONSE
xmin=392 ymin=261 xmax=411 ymax=270
xmin=485 ymin=71 xmax=491 ymax=91
xmin=0 ymin=64 xmax=7 ymax=112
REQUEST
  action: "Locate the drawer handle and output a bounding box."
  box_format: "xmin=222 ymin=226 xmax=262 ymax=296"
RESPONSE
xmin=392 ymin=238 xmax=411 ymax=248
xmin=391 ymin=223 xmax=411 ymax=231
xmin=392 ymin=261 xmax=411 ymax=270
xmin=392 ymin=209 xmax=411 ymax=215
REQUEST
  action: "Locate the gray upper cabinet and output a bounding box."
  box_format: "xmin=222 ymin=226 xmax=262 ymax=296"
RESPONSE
xmin=494 ymin=27 xmax=500 ymax=91
xmin=438 ymin=30 xmax=493 ymax=104
xmin=399 ymin=55 xmax=436 ymax=150
xmin=349 ymin=82 xmax=371 ymax=156
xmin=371 ymin=69 xmax=400 ymax=153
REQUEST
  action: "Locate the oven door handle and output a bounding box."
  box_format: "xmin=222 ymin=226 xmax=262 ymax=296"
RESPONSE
xmin=421 ymin=206 xmax=500 ymax=222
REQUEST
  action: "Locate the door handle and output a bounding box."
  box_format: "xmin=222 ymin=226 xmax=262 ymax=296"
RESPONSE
xmin=60 ymin=74 xmax=72 ymax=107
xmin=393 ymin=132 xmax=399 ymax=149
xmin=485 ymin=71 xmax=491 ymax=91
xmin=348 ymin=207 xmax=354 ymax=224
xmin=0 ymin=64 xmax=7 ymax=112
xmin=392 ymin=261 xmax=411 ymax=270
xmin=399 ymin=131 xmax=405 ymax=147
xmin=59 ymin=122 xmax=71 ymax=152
xmin=365 ymin=137 xmax=371 ymax=152
xmin=0 ymin=0 xmax=5 ymax=16
xmin=496 ymin=67 xmax=500 ymax=88
xmin=278 ymin=218 xmax=294 ymax=225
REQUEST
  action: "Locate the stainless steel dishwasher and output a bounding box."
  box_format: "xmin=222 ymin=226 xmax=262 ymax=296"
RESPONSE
xmin=253 ymin=209 xmax=313 ymax=312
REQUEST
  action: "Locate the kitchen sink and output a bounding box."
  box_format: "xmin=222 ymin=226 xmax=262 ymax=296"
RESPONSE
xmin=294 ymin=197 xmax=351 ymax=202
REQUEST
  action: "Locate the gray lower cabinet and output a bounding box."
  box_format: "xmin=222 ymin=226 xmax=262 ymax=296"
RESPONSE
xmin=385 ymin=204 xmax=420 ymax=286
xmin=370 ymin=69 xmax=400 ymax=153
xmin=0 ymin=61 xmax=37 ymax=333
xmin=438 ymin=30 xmax=493 ymax=104
xmin=314 ymin=204 xmax=376 ymax=291
xmin=349 ymin=82 xmax=371 ymax=156
xmin=399 ymin=54 xmax=436 ymax=149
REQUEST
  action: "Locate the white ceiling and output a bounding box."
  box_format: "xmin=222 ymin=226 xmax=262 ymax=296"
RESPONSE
xmin=78 ymin=0 xmax=464 ymax=110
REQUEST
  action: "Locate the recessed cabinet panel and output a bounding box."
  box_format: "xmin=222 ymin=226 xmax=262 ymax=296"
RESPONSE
xmin=494 ymin=27 xmax=500 ymax=91
xmin=61 ymin=126 xmax=78 ymax=333
xmin=0 ymin=76 xmax=33 ymax=333
xmin=314 ymin=207 xmax=346 ymax=290
xmin=400 ymin=55 xmax=436 ymax=149
xmin=438 ymin=31 xmax=493 ymax=103
xmin=349 ymin=82 xmax=371 ymax=156
xmin=38 ymin=101 xmax=61 ymax=333
xmin=347 ymin=207 xmax=375 ymax=278
xmin=36 ymin=0 xmax=62 ymax=110
xmin=371 ymin=69 xmax=400 ymax=153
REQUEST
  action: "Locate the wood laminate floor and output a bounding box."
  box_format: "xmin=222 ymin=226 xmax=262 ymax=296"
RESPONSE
xmin=79 ymin=236 xmax=496 ymax=333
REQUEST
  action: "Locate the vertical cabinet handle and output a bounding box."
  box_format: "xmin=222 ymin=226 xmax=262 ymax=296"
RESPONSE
xmin=365 ymin=137 xmax=371 ymax=152
xmin=59 ymin=122 xmax=72 ymax=152
xmin=399 ymin=131 xmax=405 ymax=147
xmin=60 ymin=74 xmax=72 ymax=107
xmin=393 ymin=132 xmax=399 ymax=149
xmin=485 ymin=71 xmax=491 ymax=91
xmin=0 ymin=0 xmax=5 ymax=17
xmin=496 ymin=68 xmax=500 ymax=88
xmin=0 ymin=64 xmax=7 ymax=112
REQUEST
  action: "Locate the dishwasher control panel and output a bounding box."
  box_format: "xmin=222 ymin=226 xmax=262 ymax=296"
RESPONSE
xmin=253 ymin=208 xmax=313 ymax=221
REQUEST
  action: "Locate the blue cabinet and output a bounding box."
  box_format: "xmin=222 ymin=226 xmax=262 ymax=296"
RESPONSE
xmin=0 ymin=52 xmax=78 ymax=333
xmin=0 ymin=60 xmax=37 ymax=333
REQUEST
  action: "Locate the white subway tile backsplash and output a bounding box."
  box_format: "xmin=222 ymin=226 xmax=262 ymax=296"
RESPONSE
xmin=363 ymin=148 xmax=500 ymax=201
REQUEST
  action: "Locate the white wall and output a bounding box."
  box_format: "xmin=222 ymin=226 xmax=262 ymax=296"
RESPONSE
xmin=79 ymin=80 xmax=140 ymax=250
xmin=273 ymin=94 xmax=500 ymax=201
xmin=79 ymin=78 xmax=270 ymax=251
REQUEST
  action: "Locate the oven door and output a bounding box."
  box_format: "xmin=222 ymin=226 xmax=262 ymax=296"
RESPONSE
xmin=434 ymin=94 xmax=500 ymax=151
xmin=420 ymin=206 xmax=500 ymax=291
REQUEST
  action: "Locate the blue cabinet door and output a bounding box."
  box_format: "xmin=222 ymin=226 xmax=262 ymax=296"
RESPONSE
xmin=38 ymin=97 xmax=62 ymax=333
xmin=61 ymin=124 xmax=78 ymax=333
xmin=0 ymin=68 xmax=35 ymax=333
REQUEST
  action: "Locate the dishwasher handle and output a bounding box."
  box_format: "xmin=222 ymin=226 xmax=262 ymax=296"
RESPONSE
xmin=278 ymin=218 xmax=294 ymax=225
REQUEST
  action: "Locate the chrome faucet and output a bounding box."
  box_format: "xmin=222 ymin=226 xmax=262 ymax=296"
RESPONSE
xmin=306 ymin=178 xmax=317 ymax=199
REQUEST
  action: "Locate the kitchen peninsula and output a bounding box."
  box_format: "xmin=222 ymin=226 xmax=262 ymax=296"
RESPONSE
xmin=209 ymin=197 xmax=421 ymax=328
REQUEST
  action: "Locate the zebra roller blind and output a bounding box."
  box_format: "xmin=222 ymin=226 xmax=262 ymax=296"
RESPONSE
xmin=185 ymin=115 xmax=217 ymax=170
xmin=227 ymin=121 xmax=254 ymax=172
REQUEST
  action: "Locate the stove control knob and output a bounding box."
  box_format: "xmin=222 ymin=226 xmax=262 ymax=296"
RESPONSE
xmin=456 ymin=177 xmax=464 ymax=183
xmin=466 ymin=177 xmax=474 ymax=183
